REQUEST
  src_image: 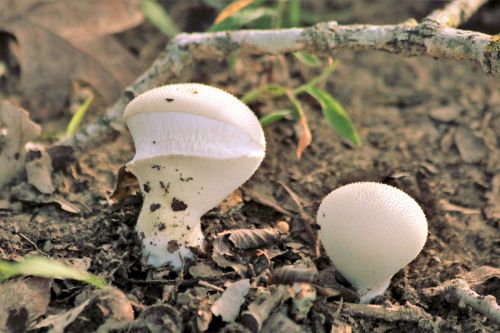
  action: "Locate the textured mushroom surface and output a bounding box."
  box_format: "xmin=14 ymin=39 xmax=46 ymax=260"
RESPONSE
xmin=317 ymin=182 xmax=428 ymax=303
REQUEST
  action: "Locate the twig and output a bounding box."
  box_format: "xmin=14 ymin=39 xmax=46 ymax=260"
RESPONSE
xmin=18 ymin=232 xmax=49 ymax=257
xmin=198 ymin=280 xmax=225 ymax=292
xmin=422 ymin=278 xmax=500 ymax=324
xmin=333 ymin=302 xmax=439 ymax=331
xmin=241 ymin=285 xmax=291 ymax=333
xmin=424 ymin=0 xmax=487 ymax=28
xmin=60 ymin=0 xmax=498 ymax=149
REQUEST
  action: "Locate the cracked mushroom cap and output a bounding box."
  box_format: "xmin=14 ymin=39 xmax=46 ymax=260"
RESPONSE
xmin=124 ymin=83 xmax=265 ymax=162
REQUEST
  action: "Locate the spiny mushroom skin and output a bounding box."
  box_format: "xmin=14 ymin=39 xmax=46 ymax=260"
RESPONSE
xmin=317 ymin=182 xmax=428 ymax=303
xmin=124 ymin=83 xmax=265 ymax=269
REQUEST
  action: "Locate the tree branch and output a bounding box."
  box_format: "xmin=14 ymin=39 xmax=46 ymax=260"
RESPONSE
xmin=422 ymin=278 xmax=500 ymax=324
xmin=60 ymin=0 xmax=498 ymax=148
xmin=424 ymin=0 xmax=487 ymax=28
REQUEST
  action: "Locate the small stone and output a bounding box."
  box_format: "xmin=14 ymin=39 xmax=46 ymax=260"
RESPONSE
xmin=429 ymin=106 xmax=459 ymax=123
xmin=454 ymin=126 xmax=488 ymax=163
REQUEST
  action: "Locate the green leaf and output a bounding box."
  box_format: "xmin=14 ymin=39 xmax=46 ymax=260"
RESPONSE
xmin=141 ymin=0 xmax=180 ymax=38
xmin=287 ymin=0 xmax=301 ymax=27
xmin=241 ymin=84 xmax=287 ymax=103
xmin=0 ymin=257 xmax=107 ymax=288
xmin=65 ymin=95 xmax=94 ymax=137
xmin=305 ymin=86 xmax=361 ymax=146
xmin=259 ymin=109 xmax=292 ymax=126
xmin=294 ymin=62 xmax=337 ymax=94
xmin=293 ymin=51 xmax=322 ymax=67
xmin=208 ymin=7 xmax=276 ymax=32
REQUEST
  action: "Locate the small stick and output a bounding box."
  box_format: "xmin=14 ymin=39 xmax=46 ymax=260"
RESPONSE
xmin=198 ymin=280 xmax=225 ymax=292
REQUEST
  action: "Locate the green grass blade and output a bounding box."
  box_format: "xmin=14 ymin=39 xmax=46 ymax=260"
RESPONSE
xmin=241 ymin=84 xmax=287 ymax=103
xmin=305 ymin=86 xmax=361 ymax=146
xmin=0 ymin=257 xmax=107 ymax=288
xmin=259 ymin=109 xmax=292 ymax=126
xmin=65 ymin=95 xmax=94 ymax=137
xmin=141 ymin=0 xmax=180 ymax=37
xmin=287 ymin=0 xmax=301 ymax=27
xmin=293 ymin=51 xmax=322 ymax=67
xmin=294 ymin=62 xmax=337 ymax=94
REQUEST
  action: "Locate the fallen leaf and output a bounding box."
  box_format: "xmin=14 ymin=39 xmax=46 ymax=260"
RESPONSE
xmin=296 ymin=116 xmax=312 ymax=159
xmin=31 ymin=287 xmax=133 ymax=333
xmin=0 ymin=101 xmax=41 ymax=187
xmin=10 ymin=182 xmax=82 ymax=214
xmin=128 ymin=304 xmax=183 ymax=333
xmin=214 ymin=0 xmax=254 ymax=24
xmin=261 ymin=312 xmax=303 ymax=333
xmin=218 ymin=228 xmax=282 ymax=250
xmin=212 ymin=238 xmax=248 ymax=276
xmin=211 ymin=279 xmax=250 ymax=322
xmin=109 ymin=165 xmax=140 ymax=204
xmin=454 ymin=126 xmax=488 ymax=163
xmin=245 ymin=185 xmax=293 ymax=216
xmin=25 ymin=149 xmax=54 ymax=194
xmin=189 ymin=262 xmax=226 ymax=279
xmin=0 ymin=277 xmax=51 ymax=333
xmin=272 ymin=265 xmax=318 ymax=285
xmin=0 ymin=0 xmax=143 ymax=118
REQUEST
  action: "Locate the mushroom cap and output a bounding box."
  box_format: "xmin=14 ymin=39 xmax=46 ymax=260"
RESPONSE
xmin=317 ymin=182 xmax=428 ymax=297
xmin=124 ymin=83 xmax=265 ymax=148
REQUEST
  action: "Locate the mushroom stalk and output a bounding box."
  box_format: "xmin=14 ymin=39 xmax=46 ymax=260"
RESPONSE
xmin=128 ymin=155 xmax=262 ymax=268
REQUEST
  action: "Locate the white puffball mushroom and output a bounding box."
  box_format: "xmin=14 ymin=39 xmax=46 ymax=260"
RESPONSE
xmin=124 ymin=83 xmax=266 ymax=270
xmin=317 ymin=182 xmax=428 ymax=303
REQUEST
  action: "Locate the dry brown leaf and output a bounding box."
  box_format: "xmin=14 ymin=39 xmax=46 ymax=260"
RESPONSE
xmin=25 ymin=149 xmax=54 ymax=194
xmin=296 ymin=117 xmax=312 ymax=159
xmin=272 ymin=265 xmax=318 ymax=285
xmin=218 ymin=228 xmax=282 ymax=250
xmin=109 ymin=165 xmax=140 ymax=204
xmin=0 ymin=101 xmax=41 ymax=187
xmin=214 ymin=0 xmax=253 ymax=24
xmin=32 ymin=287 xmax=134 ymax=333
xmin=0 ymin=0 xmax=143 ymax=118
xmin=212 ymin=238 xmax=248 ymax=276
xmin=0 ymin=277 xmax=51 ymax=333
xmin=261 ymin=312 xmax=303 ymax=333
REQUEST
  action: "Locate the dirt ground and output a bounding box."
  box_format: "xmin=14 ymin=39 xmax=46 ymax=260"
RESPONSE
xmin=0 ymin=1 xmax=499 ymax=332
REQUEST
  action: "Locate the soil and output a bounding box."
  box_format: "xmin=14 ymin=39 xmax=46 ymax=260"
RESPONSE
xmin=0 ymin=1 xmax=499 ymax=332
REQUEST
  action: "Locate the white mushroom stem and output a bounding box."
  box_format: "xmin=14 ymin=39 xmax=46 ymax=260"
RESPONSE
xmin=127 ymin=154 xmax=262 ymax=268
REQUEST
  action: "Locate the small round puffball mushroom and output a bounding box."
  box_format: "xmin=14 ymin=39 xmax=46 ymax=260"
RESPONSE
xmin=124 ymin=83 xmax=265 ymax=269
xmin=317 ymin=182 xmax=427 ymax=303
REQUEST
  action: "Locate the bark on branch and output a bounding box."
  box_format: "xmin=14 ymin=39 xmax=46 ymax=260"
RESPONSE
xmin=61 ymin=0 xmax=498 ymax=148
xmin=422 ymin=278 xmax=500 ymax=324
